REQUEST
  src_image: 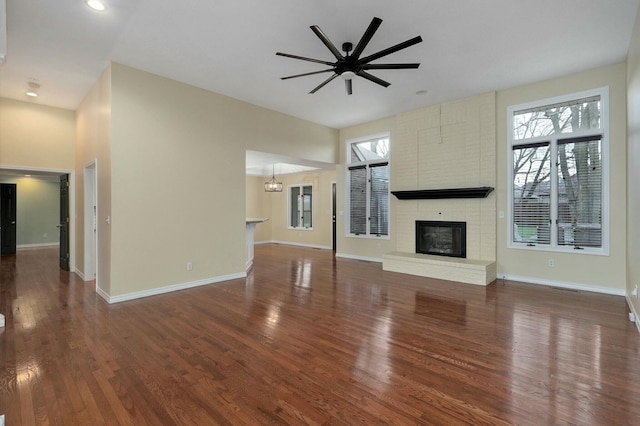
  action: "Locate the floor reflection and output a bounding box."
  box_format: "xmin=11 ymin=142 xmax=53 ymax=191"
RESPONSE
xmin=16 ymin=357 xmax=41 ymax=387
xmin=508 ymin=307 xmax=614 ymax=424
xmin=414 ymin=292 xmax=467 ymax=326
xmin=354 ymin=310 xmax=393 ymax=387
xmin=289 ymin=259 xmax=313 ymax=305
xmin=290 ymin=258 xmax=312 ymax=288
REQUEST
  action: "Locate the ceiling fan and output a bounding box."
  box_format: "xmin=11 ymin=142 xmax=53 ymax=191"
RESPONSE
xmin=276 ymin=17 xmax=422 ymax=95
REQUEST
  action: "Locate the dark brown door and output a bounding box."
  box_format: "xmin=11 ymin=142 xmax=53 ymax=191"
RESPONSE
xmin=1 ymin=183 xmax=17 ymax=255
xmin=332 ymin=182 xmax=336 ymax=252
xmin=59 ymin=174 xmax=70 ymax=271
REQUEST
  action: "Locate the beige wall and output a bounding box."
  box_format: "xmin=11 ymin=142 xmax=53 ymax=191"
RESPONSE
xmin=0 ymin=176 xmax=59 ymax=246
xmin=0 ymin=98 xmax=75 ymax=170
xmin=0 ymin=98 xmax=76 ymax=267
xmin=246 ymin=169 xmax=336 ymax=248
xmin=270 ymin=169 xmax=336 ymax=248
xmin=337 ymin=116 xmax=397 ymax=261
xmin=246 ymin=176 xmax=273 ymax=243
xmin=496 ymin=63 xmax=627 ymax=293
xmin=338 ymin=64 xmax=626 ymax=294
xmin=99 ymin=63 xmax=338 ymax=299
xmin=627 ymin=7 xmax=640 ymax=313
xmin=76 ymin=65 xmax=112 ymax=293
xmin=337 ymin=93 xmax=496 ymax=263
xmin=5 ymin=55 xmax=632 ymax=299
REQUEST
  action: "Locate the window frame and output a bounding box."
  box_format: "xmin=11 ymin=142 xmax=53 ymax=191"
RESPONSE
xmin=345 ymin=132 xmax=391 ymax=240
xmin=506 ymin=87 xmax=610 ymax=256
xmin=287 ymin=183 xmax=314 ymax=230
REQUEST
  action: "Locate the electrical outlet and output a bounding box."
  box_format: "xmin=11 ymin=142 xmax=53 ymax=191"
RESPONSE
xmin=187 ymin=262 xmax=193 ymax=271
xmin=633 ymin=285 xmax=638 ymax=299
xmin=548 ymin=259 xmax=555 ymax=267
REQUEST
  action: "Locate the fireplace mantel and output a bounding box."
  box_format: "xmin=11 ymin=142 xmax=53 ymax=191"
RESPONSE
xmin=391 ymin=187 xmax=494 ymax=200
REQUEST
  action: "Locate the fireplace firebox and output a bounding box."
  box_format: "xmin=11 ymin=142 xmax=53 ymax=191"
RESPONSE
xmin=415 ymin=221 xmax=466 ymax=258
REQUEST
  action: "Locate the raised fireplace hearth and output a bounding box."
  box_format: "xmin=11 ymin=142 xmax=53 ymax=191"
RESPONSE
xmin=415 ymin=221 xmax=466 ymax=258
xmin=382 ymin=219 xmax=495 ymax=286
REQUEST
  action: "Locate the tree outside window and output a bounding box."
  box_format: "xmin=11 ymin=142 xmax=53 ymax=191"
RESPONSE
xmin=509 ymin=90 xmax=607 ymax=252
xmin=347 ymin=135 xmax=390 ymax=238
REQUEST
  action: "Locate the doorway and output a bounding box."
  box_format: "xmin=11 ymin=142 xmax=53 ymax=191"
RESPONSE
xmin=0 ymin=183 xmax=17 ymax=255
xmin=84 ymin=162 xmax=97 ymax=282
xmin=59 ymin=174 xmax=70 ymax=270
xmin=332 ymin=182 xmax=336 ymax=252
xmin=0 ymin=167 xmax=75 ymax=271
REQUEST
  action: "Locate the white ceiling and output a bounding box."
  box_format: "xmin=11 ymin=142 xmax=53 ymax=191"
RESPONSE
xmin=1 ymin=1 xmax=638 ymax=152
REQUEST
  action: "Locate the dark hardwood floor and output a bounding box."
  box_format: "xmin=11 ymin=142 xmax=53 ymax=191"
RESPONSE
xmin=1 ymin=245 xmax=639 ymax=425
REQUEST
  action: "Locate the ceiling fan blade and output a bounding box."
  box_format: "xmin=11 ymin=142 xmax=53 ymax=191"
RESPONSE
xmin=351 ymin=17 xmax=383 ymax=60
xmin=281 ymin=69 xmax=335 ymax=80
xmin=276 ymin=52 xmax=334 ymax=66
xmin=345 ymin=79 xmax=353 ymax=96
xmin=356 ymin=71 xmax=390 ymax=88
xmin=362 ymin=63 xmax=421 ymax=70
xmin=310 ymin=25 xmax=344 ymax=61
xmin=309 ymin=73 xmax=339 ymax=94
xmin=360 ymin=36 xmax=423 ymax=64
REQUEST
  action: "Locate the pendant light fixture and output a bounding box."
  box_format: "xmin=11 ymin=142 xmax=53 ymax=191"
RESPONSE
xmin=264 ymin=164 xmax=283 ymax=192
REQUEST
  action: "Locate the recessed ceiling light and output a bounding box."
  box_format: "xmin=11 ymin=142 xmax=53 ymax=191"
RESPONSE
xmin=26 ymin=82 xmax=40 ymax=97
xmin=86 ymin=0 xmax=105 ymax=11
xmin=416 ymin=90 xmax=428 ymax=96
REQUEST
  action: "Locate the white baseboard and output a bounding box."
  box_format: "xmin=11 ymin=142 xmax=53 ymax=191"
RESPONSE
xmin=269 ymin=240 xmax=332 ymax=250
xmin=626 ymin=296 xmax=640 ymax=334
xmin=75 ymin=269 xmax=86 ymax=281
xmin=335 ymin=252 xmax=383 ymax=263
xmin=97 ymin=272 xmax=247 ymax=304
xmin=17 ymin=243 xmax=59 ymax=249
xmin=501 ymin=273 xmax=625 ymax=296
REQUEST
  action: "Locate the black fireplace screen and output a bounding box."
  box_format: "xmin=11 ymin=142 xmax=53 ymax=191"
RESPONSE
xmin=415 ymin=221 xmax=466 ymax=258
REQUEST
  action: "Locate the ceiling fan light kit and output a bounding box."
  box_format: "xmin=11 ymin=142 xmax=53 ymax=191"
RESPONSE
xmin=276 ymin=17 xmax=422 ymax=95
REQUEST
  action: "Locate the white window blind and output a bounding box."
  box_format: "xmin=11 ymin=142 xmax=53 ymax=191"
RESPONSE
xmin=508 ymin=88 xmax=607 ymax=253
xmin=348 ymin=165 xmax=367 ymax=235
xmin=289 ymin=185 xmax=313 ymax=229
xmin=512 ymin=142 xmax=551 ymax=245
xmin=347 ymin=134 xmax=390 ymax=238
xmin=369 ymin=163 xmax=389 ymax=236
xmin=556 ymin=136 xmax=602 ymax=248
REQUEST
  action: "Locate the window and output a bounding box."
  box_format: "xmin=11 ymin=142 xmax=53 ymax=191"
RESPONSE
xmin=289 ymin=185 xmax=313 ymax=229
xmin=347 ymin=134 xmax=390 ymax=237
xmin=508 ymin=88 xmax=608 ymax=254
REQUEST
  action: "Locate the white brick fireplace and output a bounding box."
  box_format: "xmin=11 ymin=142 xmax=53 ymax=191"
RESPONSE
xmin=382 ymin=92 xmax=497 ymax=286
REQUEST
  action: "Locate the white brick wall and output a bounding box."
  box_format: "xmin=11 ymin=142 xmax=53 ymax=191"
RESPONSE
xmin=392 ymin=92 xmax=497 ymax=262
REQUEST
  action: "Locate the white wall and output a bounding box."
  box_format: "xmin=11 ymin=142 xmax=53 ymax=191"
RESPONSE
xmin=336 ymin=93 xmax=497 ymax=263
xmin=392 ymin=93 xmax=496 ymax=261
